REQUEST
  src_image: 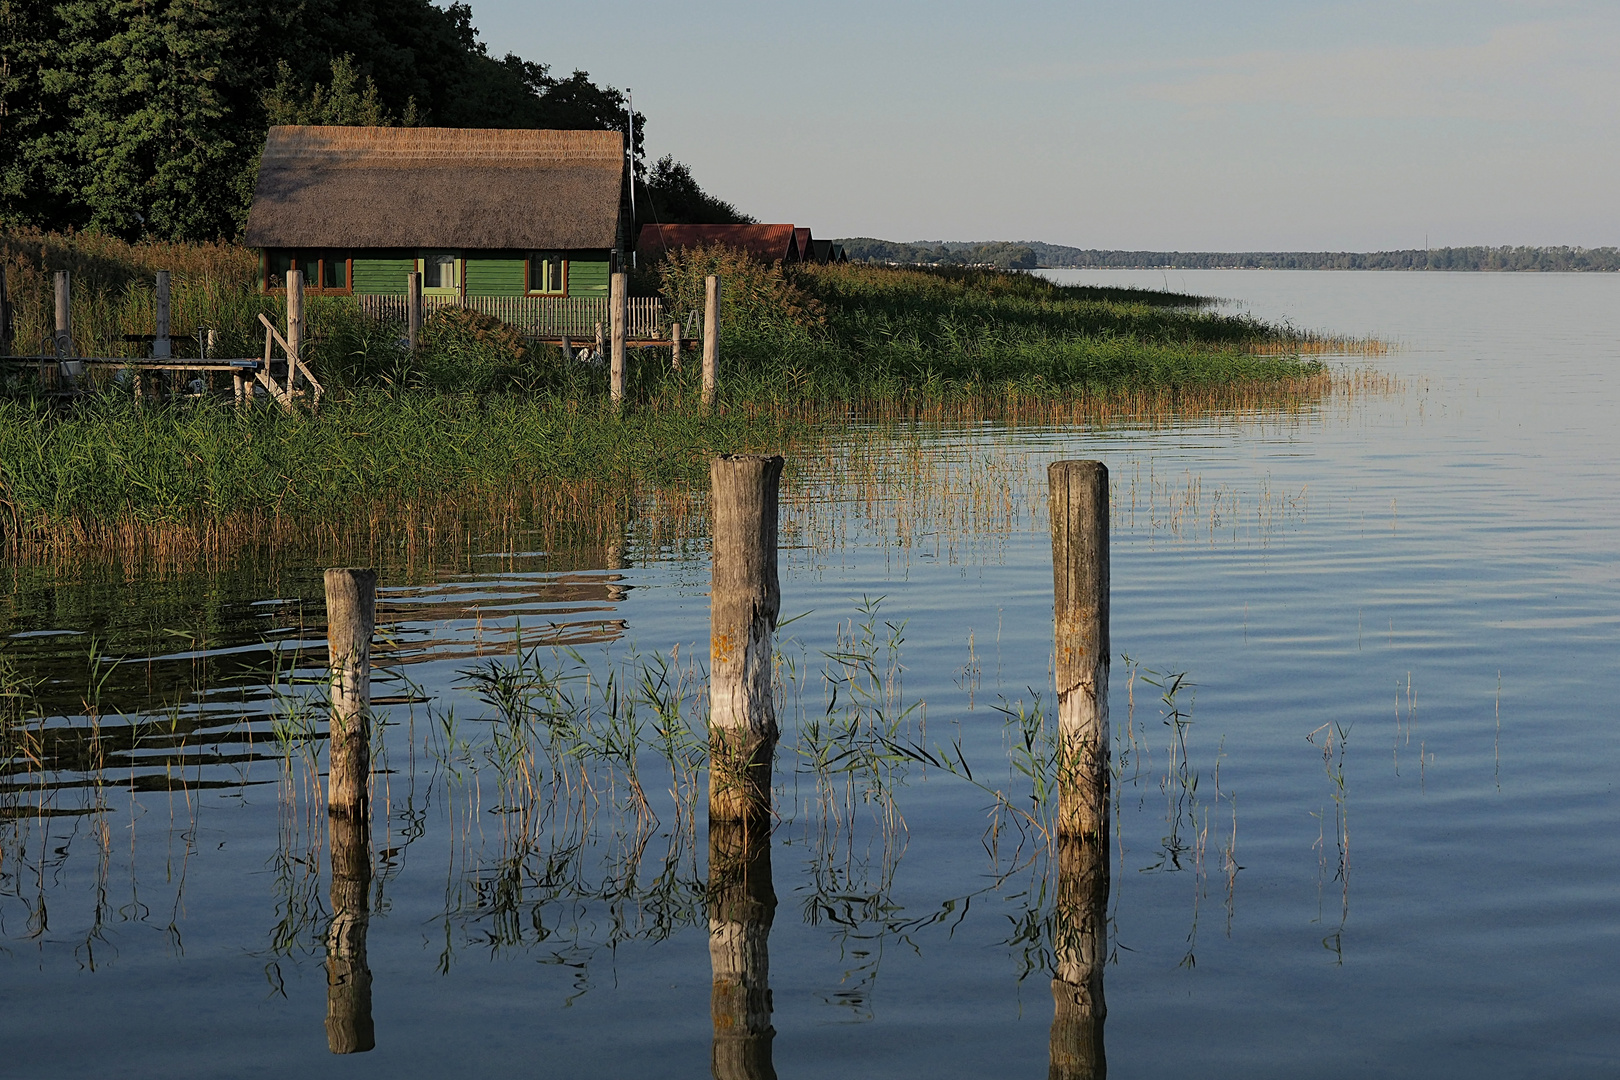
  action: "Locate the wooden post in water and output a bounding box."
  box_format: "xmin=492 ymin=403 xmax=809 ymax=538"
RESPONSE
xmin=153 ymin=271 xmax=172 ymax=359
xmin=1049 ymin=837 xmax=1107 ymax=1080
xmin=709 ymin=819 xmax=776 ymax=1080
xmin=326 ymin=809 xmax=375 ymax=1054
xmin=702 ymin=275 xmax=720 ymax=411
xmin=54 ymin=271 xmax=71 ymax=358
xmin=610 ymin=271 xmax=627 ymax=405
xmin=595 ymin=321 xmax=605 ymax=361
xmin=324 ymin=568 xmax=376 ymax=818
xmin=1048 ymin=459 xmax=1110 ymax=1079
xmin=0 ymin=265 xmax=14 ymax=358
xmin=406 ymin=271 xmax=422 ymax=353
xmin=670 ymin=320 xmax=682 ymax=372
xmin=1049 ymin=460 xmax=1109 ymax=842
xmin=708 ymin=454 xmax=783 ymax=821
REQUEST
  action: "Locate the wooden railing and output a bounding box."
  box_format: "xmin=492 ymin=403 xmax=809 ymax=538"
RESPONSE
xmin=356 ymin=294 xmax=666 ymax=339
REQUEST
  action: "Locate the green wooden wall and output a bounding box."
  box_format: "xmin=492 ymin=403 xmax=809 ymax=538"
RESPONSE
xmin=351 ymin=254 xmax=415 ymax=295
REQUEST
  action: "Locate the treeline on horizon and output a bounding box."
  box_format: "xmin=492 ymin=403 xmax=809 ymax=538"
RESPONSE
xmin=839 ymin=239 xmax=1620 ymax=272
xmin=0 ymin=0 xmax=748 ymax=242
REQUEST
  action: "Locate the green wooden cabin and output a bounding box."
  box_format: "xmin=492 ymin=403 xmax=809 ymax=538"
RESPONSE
xmin=244 ymin=126 xmax=626 ymax=300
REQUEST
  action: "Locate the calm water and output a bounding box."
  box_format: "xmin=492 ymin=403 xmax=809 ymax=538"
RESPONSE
xmin=4 ymin=271 xmax=1618 ymax=1078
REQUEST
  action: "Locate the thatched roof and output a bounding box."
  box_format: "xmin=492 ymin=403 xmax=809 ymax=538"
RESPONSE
xmin=244 ymin=126 xmax=624 ymax=250
xmin=636 ymin=224 xmax=802 ymax=262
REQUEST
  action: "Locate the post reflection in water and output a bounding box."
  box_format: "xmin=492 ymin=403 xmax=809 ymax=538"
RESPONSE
xmin=325 ymin=810 xmax=375 ymax=1055
xmin=1049 ymin=837 xmax=1107 ymax=1079
xmin=708 ymin=819 xmax=776 ymax=1080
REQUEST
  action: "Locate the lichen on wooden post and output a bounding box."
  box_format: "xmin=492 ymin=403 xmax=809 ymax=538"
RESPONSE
xmin=1049 ymin=459 xmax=1110 ymax=842
xmin=708 ymin=454 xmax=783 ymax=821
xmin=702 ymin=275 xmax=720 ymax=411
xmin=324 ymin=568 xmax=376 ymax=818
xmin=325 ymin=809 xmax=374 ymax=1054
xmin=709 ymin=819 xmax=776 ymax=1080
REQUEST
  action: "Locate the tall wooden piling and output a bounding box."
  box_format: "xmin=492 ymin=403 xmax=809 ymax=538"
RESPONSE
xmin=406 ymin=272 xmax=423 ymax=352
xmin=1049 ymin=460 xmax=1109 ymax=842
xmin=324 ymin=568 xmax=376 ymax=818
xmin=153 ymin=271 xmax=172 ymax=359
xmin=1049 ymin=837 xmax=1107 ymax=1080
xmin=610 ymin=271 xmax=628 ymax=405
xmin=0 ymin=265 xmax=12 ymax=358
xmin=709 ymin=820 xmax=776 ymax=1080
xmin=708 ymin=454 xmax=783 ymax=821
xmin=54 ymin=271 xmax=71 ymax=358
xmin=286 ymin=270 xmax=305 ymax=389
xmin=670 ymin=321 xmax=682 ymax=372
xmin=702 ymin=275 xmax=720 ymax=410
xmin=326 ymin=809 xmax=375 ymax=1054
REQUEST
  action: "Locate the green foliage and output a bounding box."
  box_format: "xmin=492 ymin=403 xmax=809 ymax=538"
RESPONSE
xmin=262 ymin=56 xmax=414 ymax=127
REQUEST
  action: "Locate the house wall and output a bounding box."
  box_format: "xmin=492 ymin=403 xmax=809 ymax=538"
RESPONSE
xmin=265 ymin=249 xmax=613 ymax=298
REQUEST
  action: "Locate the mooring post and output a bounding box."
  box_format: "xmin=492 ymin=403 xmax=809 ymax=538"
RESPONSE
xmin=561 ymin=334 xmax=572 ymax=364
xmin=286 ymin=269 xmax=305 ymax=391
xmin=709 ymin=454 xmax=783 ymax=821
xmin=610 ymin=270 xmax=628 ymax=405
xmin=324 ymin=568 xmax=376 ymax=818
xmin=1049 ymin=459 xmax=1110 ymax=841
xmin=153 ymin=271 xmax=172 ymax=359
xmin=670 ymin=320 xmax=682 ymax=372
xmin=709 ymin=819 xmax=776 ymax=1080
xmin=406 ymin=271 xmax=422 ymax=353
xmin=702 ymin=275 xmax=720 ymax=411
xmin=595 ymin=321 xmax=605 ymax=362
xmin=1048 ymin=458 xmax=1110 ymax=1080
xmin=326 ymin=808 xmax=375 ymax=1054
xmin=0 ymin=265 xmax=13 ymax=358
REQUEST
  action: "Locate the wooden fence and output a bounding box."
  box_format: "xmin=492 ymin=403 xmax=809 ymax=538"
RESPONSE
xmin=357 ymin=295 xmax=667 ymax=339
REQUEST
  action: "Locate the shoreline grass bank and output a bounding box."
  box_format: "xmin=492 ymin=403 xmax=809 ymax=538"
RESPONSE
xmin=1 ymin=233 xmax=1362 ymax=555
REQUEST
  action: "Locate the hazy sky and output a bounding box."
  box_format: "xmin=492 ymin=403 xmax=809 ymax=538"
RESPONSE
xmin=464 ymin=1 xmax=1620 ymax=250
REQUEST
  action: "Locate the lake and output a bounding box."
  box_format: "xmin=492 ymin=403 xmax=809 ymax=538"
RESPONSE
xmin=4 ymin=269 xmax=1618 ymax=1078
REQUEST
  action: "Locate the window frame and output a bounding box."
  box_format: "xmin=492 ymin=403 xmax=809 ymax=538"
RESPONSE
xmin=525 ymin=251 xmax=569 ymax=296
xmin=418 ymin=251 xmax=464 ymax=296
xmin=263 ymin=249 xmax=352 ymax=295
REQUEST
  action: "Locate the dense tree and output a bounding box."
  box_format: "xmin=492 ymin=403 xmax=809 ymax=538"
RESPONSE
xmin=638 ymin=155 xmax=753 ymax=227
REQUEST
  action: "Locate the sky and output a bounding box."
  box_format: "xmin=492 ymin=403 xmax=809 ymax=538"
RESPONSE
xmin=461 ymin=1 xmax=1620 ymax=250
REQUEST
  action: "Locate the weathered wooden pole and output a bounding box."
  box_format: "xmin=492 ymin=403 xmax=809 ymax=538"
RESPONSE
xmin=54 ymin=271 xmax=71 ymax=358
xmin=326 ymin=809 xmax=375 ymax=1054
xmin=286 ymin=268 xmax=305 ymax=390
xmin=670 ymin=320 xmax=682 ymax=372
xmin=610 ymin=270 xmax=628 ymax=405
xmin=324 ymin=568 xmax=376 ymax=818
xmin=0 ymin=265 xmax=13 ymax=358
xmin=406 ymin=271 xmax=423 ymax=353
xmin=701 ymin=275 xmax=720 ymax=411
xmin=1048 ymin=459 xmax=1109 ymax=1079
xmin=595 ymin=320 xmax=605 ymax=361
xmin=708 ymin=454 xmax=783 ymax=821
xmin=1049 ymin=837 xmax=1107 ymax=1080
xmin=709 ymin=819 xmax=776 ymax=1080
xmin=560 ymin=334 xmax=572 ymax=364
xmin=1049 ymin=459 xmax=1109 ymax=842
xmin=153 ymin=271 xmax=172 ymax=359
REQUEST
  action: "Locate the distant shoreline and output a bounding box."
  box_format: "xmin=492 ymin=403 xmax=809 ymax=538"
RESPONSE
xmin=836 ymin=239 xmax=1620 ymax=273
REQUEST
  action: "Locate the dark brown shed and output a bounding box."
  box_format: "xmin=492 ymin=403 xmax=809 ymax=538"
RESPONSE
xmin=636 ymin=224 xmax=802 ymax=263
xmin=244 ymin=126 xmax=625 ymax=250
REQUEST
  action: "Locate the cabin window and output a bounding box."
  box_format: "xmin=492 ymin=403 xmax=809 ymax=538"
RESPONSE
xmin=527 ymin=252 xmax=567 ymax=295
xmin=267 ymin=250 xmax=350 ymax=293
xmin=420 ymin=252 xmax=461 ymax=293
